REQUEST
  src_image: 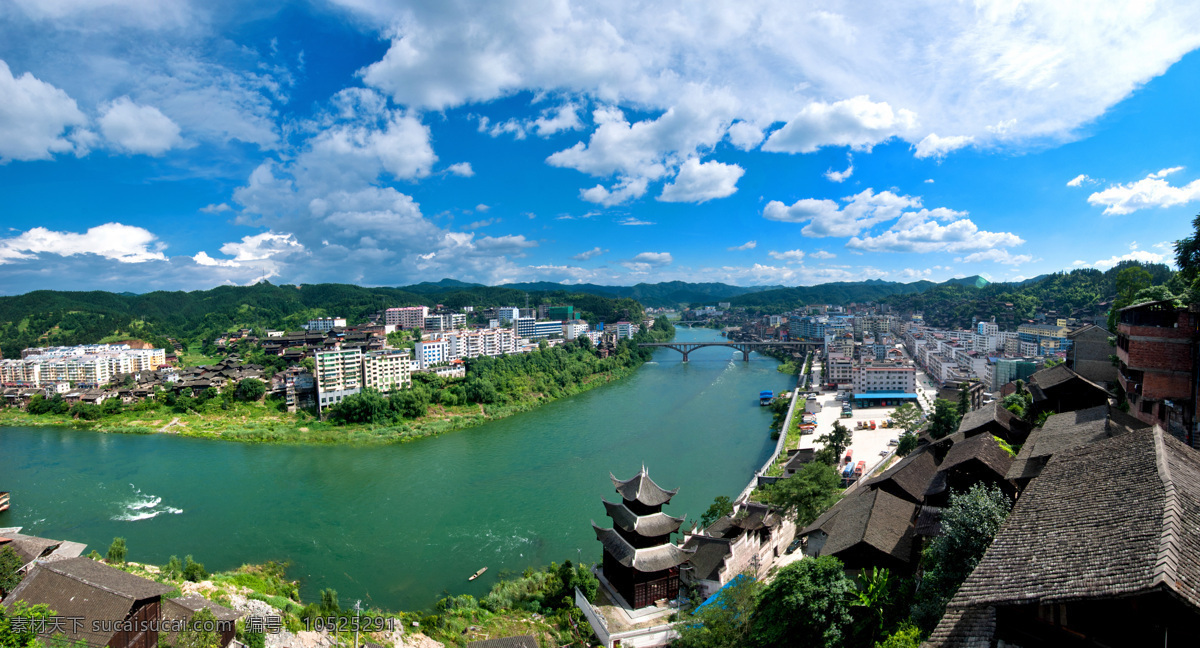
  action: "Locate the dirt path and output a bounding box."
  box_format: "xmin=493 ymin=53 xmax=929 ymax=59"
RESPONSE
xmin=159 ymin=417 xmax=182 ymax=433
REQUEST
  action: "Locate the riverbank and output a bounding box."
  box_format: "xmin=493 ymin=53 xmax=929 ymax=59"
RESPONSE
xmin=0 ymin=361 xmax=643 ymax=446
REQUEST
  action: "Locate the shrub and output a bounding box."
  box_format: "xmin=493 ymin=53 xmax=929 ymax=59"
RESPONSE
xmin=106 ymin=538 xmax=127 ymax=565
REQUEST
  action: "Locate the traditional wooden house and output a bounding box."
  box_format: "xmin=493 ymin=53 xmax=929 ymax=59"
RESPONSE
xmin=1 ymin=557 xmax=173 ymax=648
xmin=860 ymin=445 xmax=940 ymax=504
xmin=799 ymin=486 xmax=918 ymax=573
xmin=162 ymin=595 xmax=241 ymax=647
xmin=1026 ymin=364 xmax=1112 ymax=417
xmin=925 ymin=426 xmax=1200 ymax=647
xmin=681 ymin=501 xmax=795 ymax=597
xmin=955 ymin=400 xmax=1032 ymax=444
xmin=1006 ymin=404 xmax=1148 ymax=491
xmin=922 ymin=432 xmax=1015 ymax=508
xmin=593 ymin=467 xmax=693 ymax=609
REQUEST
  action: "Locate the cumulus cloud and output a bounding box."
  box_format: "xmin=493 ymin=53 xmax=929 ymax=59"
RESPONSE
xmin=913 ymin=133 xmax=974 ymax=159
xmin=824 ymin=156 xmax=853 ymax=182
xmin=618 ymin=216 xmax=654 ymax=226
xmin=956 ymin=248 xmax=1035 ymax=265
xmin=482 ymin=102 xmax=584 ymax=139
xmin=728 ymin=241 xmax=757 ymax=251
xmin=762 ymin=96 xmax=917 ymax=154
xmin=847 ymin=210 xmax=1024 ymax=254
xmin=0 ymin=59 xmax=89 ymax=162
xmin=763 ymin=189 xmax=919 ymax=237
xmin=99 ymin=96 xmax=183 ymax=155
xmin=1087 ymin=167 xmax=1200 ymax=215
xmin=621 ymin=251 xmax=672 ymax=272
xmin=1067 ymin=173 xmax=1094 ymax=187
xmin=447 ymin=162 xmax=474 ymax=177
xmin=572 ymin=246 xmax=607 ymax=261
xmin=200 ymin=203 xmax=233 ymax=214
xmin=658 ymin=158 xmax=744 ymax=203
xmin=580 ymin=176 xmax=649 ymax=206
xmin=0 ymin=223 xmax=166 ymax=264
xmin=809 ymin=250 xmax=836 ymax=259
xmin=768 ymin=249 xmax=806 ymax=263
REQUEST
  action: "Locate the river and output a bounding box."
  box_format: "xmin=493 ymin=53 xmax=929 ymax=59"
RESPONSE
xmin=0 ymin=328 xmax=790 ymax=612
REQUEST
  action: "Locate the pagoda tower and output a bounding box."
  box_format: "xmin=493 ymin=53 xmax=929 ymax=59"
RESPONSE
xmin=593 ymin=466 xmax=694 ymax=608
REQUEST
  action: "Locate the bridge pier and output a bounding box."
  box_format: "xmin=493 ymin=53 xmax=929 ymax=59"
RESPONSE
xmin=681 ymin=351 xmax=689 ymax=362
xmin=742 ymin=349 xmax=750 ymax=362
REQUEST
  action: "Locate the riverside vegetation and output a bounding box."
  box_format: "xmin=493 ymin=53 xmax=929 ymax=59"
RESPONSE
xmin=0 ymin=318 xmax=674 ymax=445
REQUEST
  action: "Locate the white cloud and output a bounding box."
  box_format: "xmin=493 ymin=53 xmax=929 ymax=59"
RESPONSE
xmin=447 ymin=162 xmax=474 ymax=177
xmin=899 ymin=268 xmax=932 ymax=279
xmin=1086 ymin=249 xmax=1167 ymax=270
xmin=1066 ymin=173 xmax=1094 ymax=187
xmin=308 ymin=107 xmax=436 ymax=181
xmin=913 ymin=133 xmax=973 ymax=159
xmin=847 ymin=210 xmax=1024 ymax=254
xmin=618 ymin=216 xmax=654 ymax=226
xmin=580 ymin=176 xmax=649 ymax=206
xmin=762 ymin=96 xmax=917 ymax=154
xmin=1087 ymin=167 xmax=1200 ymax=215
xmin=572 ymin=246 xmax=607 ymax=261
xmin=768 ymin=249 xmax=806 ymax=263
xmin=0 ymin=59 xmax=88 ymax=162
xmin=99 ymin=96 xmax=183 ymax=155
xmin=726 ymin=121 xmax=765 ymax=150
xmin=924 ymin=178 xmax=935 ymax=184
xmin=658 ymin=158 xmax=744 ymax=203
xmin=728 ymin=241 xmax=757 ymax=251
xmin=621 ymin=251 xmax=673 ymax=273
xmin=763 ymin=189 xmax=919 ymax=237
xmin=809 ymin=250 xmax=836 ymax=259
xmin=0 ymin=223 xmax=166 ymax=264
xmin=956 ymin=248 xmax=1034 ymax=265
xmin=824 ymin=156 xmax=853 ymax=182
xmin=200 ymin=203 xmax=232 ymax=214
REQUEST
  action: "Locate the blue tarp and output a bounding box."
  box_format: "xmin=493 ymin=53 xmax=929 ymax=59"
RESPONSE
xmin=854 ymin=391 xmax=918 ymax=399
xmin=695 ymin=574 xmax=754 ymax=614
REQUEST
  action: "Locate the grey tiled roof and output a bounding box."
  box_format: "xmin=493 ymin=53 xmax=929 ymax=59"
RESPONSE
xmin=938 ymin=433 xmax=1013 ymax=479
xmin=956 ymin=401 xmax=1029 ymax=440
xmin=730 ymin=502 xmax=780 ymax=531
xmin=862 ymin=445 xmax=939 ymax=503
xmin=603 ymin=500 xmax=685 ymax=537
xmin=682 ymin=535 xmax=732 ymax=582
xmin=802 ymin=487 xmax=917 ymax=564
xmin=1006 ymin=405 xmax=1148 ymax=482
xmin=922 ymin=605 xmax=996 ymax=648
xmin=592 ymin=524 xmax=694 ymax=572
xmin=611 ymin=467 xmax=678 ymax=506
xmin=954 ymin=426 xmax=1200 ymax=609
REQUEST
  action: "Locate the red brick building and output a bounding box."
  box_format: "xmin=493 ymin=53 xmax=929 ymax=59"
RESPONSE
xmin=1115 ymin=300 xmax=1198 ymax=444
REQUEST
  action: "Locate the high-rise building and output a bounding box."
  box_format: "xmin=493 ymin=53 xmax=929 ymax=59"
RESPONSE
xmin=361 ymin=349 xmax=414 ymax=393
xmin=305 ymin=317 xmax=347 ymax=332
xmin=315 ymin=348 xmax=363 ymax=410
xmin=384 ymin=306 xmax=430 ymax=330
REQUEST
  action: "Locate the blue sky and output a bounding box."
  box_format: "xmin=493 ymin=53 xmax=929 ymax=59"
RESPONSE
xmin=1 ymin=1 xmax=1198 ymax=293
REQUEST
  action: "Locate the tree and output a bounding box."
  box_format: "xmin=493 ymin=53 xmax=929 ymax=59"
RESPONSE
xmin=164 ymin=555 xmax=182 ymax=579
xmin=1174 ymin=214 xmax=1200 ymax=284
xmin=912 ymin=483 xmax=1012 ymax=632
xmin=0 ymin=546 xmax=23 ymax=597
xmin=817 ymin=421 xmax=852 ymax=459
xmin=1 ymin=601 xmax=58 ymax=647
xmin=1108 ymin=265 xmax=1154 ymax=329
xmin=889 ymin=403 xmax=922 ymax=436
xmin=874 ymin=624 xmax=922 ymax=648
xmin=176 ymin=608 xmax=222 ymax=648
xmin=895 ymin=434 xmax=918 ymax=457
xmin=183 ymin=555 xmax=208 ymax=582
xmin=235 ymin=378 xmax=266 ymax=402
xmin=673 ymin=574 xmax=761 ymax=648
xmin=760 ymin=462 xmax=842 ymax=526
xmin=319 ymin=588 xmax=340 ymax=615
xmin=699 ymin=495 xmax=734 ymax=529
xmin=927 ymin=399 xmax=960 ymax=440
xmin=750 ymin=556 xmax=854 ymax=648
xmin=957 ymin=385 xmax=970 ymax=417
xmin=106 ymin=537 xmax=127 ymax=565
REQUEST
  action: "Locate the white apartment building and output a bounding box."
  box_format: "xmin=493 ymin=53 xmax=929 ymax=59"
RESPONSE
xmin=531 ymin=320 xmax=564 ymax=339
xmin=315 ymin=347 xmax=363 ymax=410
xmin=305 ymin=317 xmax=347 ymax=332
xmin=497 ymin=307 xmax=520 ymax=323
xmin=851 ymin=362 xmax=917 ymax=394
xmin=449 ymin=328 xmax=515 ymax=359
xmin=413 ymin=339 xmax=448 ymax=370
xmin=513 ymin=317 xmax=536 ymax=339
xmin=3 ymin=345 xmax=167 ymax=387
xmin=384 ymin=306 xmax=430 ymax=330
xmin=362 ymin=350 xmax=414 ymax=393
xmin=826 ymin=355 xmax=854 ymax=386
xmin=563 ymin=320 xmax=588 ymax=340
xmin=424 ymin=313 xmax=467 ymax=332
xmin=613 ymin=322 xmax=637 ymax=339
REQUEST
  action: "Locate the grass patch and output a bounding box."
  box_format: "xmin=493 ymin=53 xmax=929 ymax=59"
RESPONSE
xmin=765 ymin=397 xmax=806 ymax=477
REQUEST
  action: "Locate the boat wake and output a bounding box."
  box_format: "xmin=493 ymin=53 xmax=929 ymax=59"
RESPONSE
xmin=113 ymin=484 xmax=182 ymax=521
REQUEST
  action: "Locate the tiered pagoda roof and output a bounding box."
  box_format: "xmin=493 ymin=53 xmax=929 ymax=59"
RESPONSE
xmin=592 ymin=524 xmax=695 ymax=572
xmin=611 ymin=466 xmax=678 ymax=506
xmin=602 ymin=499 xmax=686 ymax=537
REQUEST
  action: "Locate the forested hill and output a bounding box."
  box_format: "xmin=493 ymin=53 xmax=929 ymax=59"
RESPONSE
xmin=0 ymin=283 xmax=648 ymax=359
xmin=882 ymin=262 xmax=1179 ymax=329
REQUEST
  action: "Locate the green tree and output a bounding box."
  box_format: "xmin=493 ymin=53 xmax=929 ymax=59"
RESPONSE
xmin=927 ymin=399 xmax=960 ymax=440
xmin=699 ymin=495 xmax=734 ymax=529
xmin=889 ymin=403 xmax=922 ymax=436
xmin=817 ymin=421 xmax=853 ymax=459
xmin=912 ymin=484 xmax=1012 ymax=632
xmin=896 ymin=434 xmax=918 ymax=457
xmin=183 ymin=555 xmax=207 ymax=582
xmin=850 ymin=568 xmax=893 ymax=646
xmin=673 ymin=575 xmax=760 ymax=648
xmin=234 ymin=378 xmax=267 ymax=402
xmin=874 ymin=624 xmax=922 ymax=648
xmin=760 ymin=462 xmax=842 ymax=527
xmin=750 ymin=556 xmax=854 ymax=648
xmin=106 ymin=537 xmax=127 ymax=565
xmin=319 ymin=588 xmax=340 ymax=615
xmin=1174 ymin=214 xmax=1200 ymax=284
xmin=0 ymin=546 xmax=23 ymax=597
xmin=1108 ymin=265 xmax=1155 ymax=329
xmin=164 ymin=555 xmax=183 ymax=579
xmin=1 ymin=601 xmax=58 ymax=647
xmin=176 ymin=608 xmax=222 ymax=648
xmin=956 ymin=385 xmax=970 ymax=417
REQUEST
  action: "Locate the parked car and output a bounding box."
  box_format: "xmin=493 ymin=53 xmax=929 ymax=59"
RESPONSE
xmin=853 ymin=460 xmax=866 ymax=478
xmin=887 ymin=438 xmax=898 ymax=446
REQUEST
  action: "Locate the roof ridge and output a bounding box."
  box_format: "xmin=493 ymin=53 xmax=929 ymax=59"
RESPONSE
xmin=1153 ymin=428 xmax=1183 ymax=592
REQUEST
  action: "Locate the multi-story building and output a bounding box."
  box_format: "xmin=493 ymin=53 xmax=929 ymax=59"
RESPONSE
xmin=512 ymin=317 xmax=536 ymax=339
xmin=315 ymin=347 xmax=363 ymax=410
xmin=1018 ymin=323 xmax=1071 ymax=356
xmin=413 ymin=339 xmax=447 ymax=370
xmin=1067 ymin=324 xmax=1116 ymax=386
xmin=546 ymin=306 xmax=575 ymax=321
xmin=384 ymin=306 xmax=429 ymax=330
xmin=2 ymin=344 xmax=166 ymax=387
xmin=789 ymin=315 xmax=826 ymax=340
xmin=305 ymin=317 xmax=347 ymax=332
xmin=497 ymin=307 xmax=520 ymax=324
xmin=852 ymin=361 xmax=916 ymax=394
xmin=563 ymin=320 xmax=588 ymax=340
xmin=989 ymin=358 xmax=1039 ymax=391
xmin=1116 ymin=300 xmax=1198 ymax=443
xmin=613 ymin=321 xmax=637 ymax=340
xmin=531 ymin=320 xmax=564 ymax=339
xmin=441 ymin=328 xmax=515 ymax=359
xmin=361 ymin=349 xmax=414 ymax=393
xmin=424 ymin=313 xmax=466 ymax=332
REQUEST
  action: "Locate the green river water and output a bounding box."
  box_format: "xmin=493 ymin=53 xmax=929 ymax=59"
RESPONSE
xmin=0 ymin=328 xmax=790 ymax=612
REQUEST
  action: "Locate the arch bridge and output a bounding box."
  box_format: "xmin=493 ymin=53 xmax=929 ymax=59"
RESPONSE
xmin=637 ymin=341 xmax=816 ymax=362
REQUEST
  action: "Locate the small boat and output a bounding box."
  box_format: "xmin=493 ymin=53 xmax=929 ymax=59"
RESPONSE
xmin=0 ymin=492 xmax=8 ymax=513
xmin=759 ymin=390 xmax=773 ymax=406
xmin=468 ymin=567 xmax=488 ymax=581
